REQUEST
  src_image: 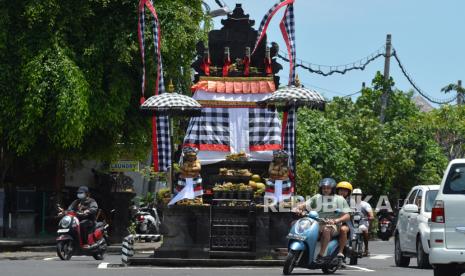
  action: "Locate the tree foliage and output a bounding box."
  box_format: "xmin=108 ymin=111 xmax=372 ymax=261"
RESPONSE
xmin=296 ymin=72 xmax=448 ymax=200
xmin=0 ymin=0 xmax=207 ymax=184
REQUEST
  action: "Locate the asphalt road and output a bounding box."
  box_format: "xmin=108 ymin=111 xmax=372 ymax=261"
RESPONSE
xmin=0 ymin=240 xmax=439 ymax=276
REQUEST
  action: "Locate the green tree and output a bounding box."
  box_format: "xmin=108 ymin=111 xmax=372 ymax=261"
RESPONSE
xmin=296 ymin=109 xmax=357 ymax=196
xmin=0 ymin=0 xmax=207 ymax=185
xmin=441 ymin=82 xmax=465 ymax=105
xmin=295 ymin=72 xmax=448 ymax=201
xmin=425 ymin=105 xmax=465 ymax=160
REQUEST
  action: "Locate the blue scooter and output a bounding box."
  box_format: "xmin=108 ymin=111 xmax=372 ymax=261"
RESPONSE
xmin=283 ymin=210 xmax=342 ymax=275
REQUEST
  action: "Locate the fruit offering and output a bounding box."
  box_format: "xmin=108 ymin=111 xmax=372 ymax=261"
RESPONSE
xmin=218 ymin=168 xmax=252 ymax=176
xmin=225 ymin=151 xmax=249 ymax=161
xmin=176 ymin=197 xmax=203 ymax=206
xmin=213 ymin=182 xmax=253 ymax=192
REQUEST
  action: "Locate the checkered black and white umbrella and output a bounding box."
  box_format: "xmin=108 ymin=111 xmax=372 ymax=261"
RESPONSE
xmin=258 ymin=86 xmax=326 ymax=110
xmin=140 ymin=92 xmax=202 ymax=116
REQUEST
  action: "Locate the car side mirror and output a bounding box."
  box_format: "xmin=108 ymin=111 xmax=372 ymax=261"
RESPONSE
xmin=403 ymin=204 xmax=419 ymax=213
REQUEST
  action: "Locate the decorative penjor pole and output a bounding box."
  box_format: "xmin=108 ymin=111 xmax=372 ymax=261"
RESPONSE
xmin=252 ymin=0 xmax=297 ymax=192
xmin=137 ymin=0 xmax=171 ymax=173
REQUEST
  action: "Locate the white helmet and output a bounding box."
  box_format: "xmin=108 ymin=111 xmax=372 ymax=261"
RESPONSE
xmin=352 ymin=188 xmax=362 ymax=195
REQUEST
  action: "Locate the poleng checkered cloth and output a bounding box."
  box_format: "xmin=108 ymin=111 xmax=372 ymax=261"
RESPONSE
xmin=283 ymin=107 xmax=296 ymax=175
xmin=252 ymin=0 xmax=295 ymax=55
xmin=138 ymin=0 xmax=170 ymax=172
xmin=249 ymin=108 xmax=281 ymax=150
xmin=183 ymin=108 xmax=230 ymax=150
xmin=252 ymin=0 xmax=297 ymax=181
xmin=280 ymin=3 xmax=296 ymax=83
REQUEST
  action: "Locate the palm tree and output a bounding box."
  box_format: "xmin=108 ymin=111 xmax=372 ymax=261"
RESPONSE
xmin=441 ymin=80 xmax=464 ymax=105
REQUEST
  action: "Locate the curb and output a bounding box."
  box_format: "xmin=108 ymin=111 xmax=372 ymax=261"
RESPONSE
xmin=18 ymin=245 xmax=147 ymax=254
xmin=125 ymin=257 xmax=285 ymax=267
xmin=21 ymin=245 xmax=125 ymax=253
xmin=0 ymin=242 xmax=56 ymax=252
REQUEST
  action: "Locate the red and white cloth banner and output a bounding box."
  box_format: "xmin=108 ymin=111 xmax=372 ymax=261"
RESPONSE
xmin=253 ymin=0 xmax=297 ymax=189
xmin=138 ymin=0 xmax=170 ymax=172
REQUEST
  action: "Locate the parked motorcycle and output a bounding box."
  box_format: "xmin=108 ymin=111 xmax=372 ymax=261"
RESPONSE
xmin=56 ymin=207 xmax=113 ymax=260
xmin=133 ymin=205 xmax=161 ymax=239
xmin=347 ymin=211 xmax=364 ymax=265
xmin=377 ymin=210 xmax=395 ymax=241
xmin=283 ymin=210 xmax=342 ymax=275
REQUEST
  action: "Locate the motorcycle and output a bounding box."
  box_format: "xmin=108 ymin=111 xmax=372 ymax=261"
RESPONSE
xmin=347 ymin=211 xmax=364 ymax=265
xmin=133 ymin=205 xmax=161 ymax=239
xmin=377 ymin=211 xmax=395 ymax=241
xmin=56 ymin=208 xmax=112 ymax=260
xmin=283 ymin=210 xmax=342 ymax=275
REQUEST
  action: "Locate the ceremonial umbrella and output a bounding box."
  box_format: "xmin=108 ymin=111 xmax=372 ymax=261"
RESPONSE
xmin=258 ymin=85 xmax=326 ymax=188
xmin=140 ymin=90 xmax=202 ymax=193
xmin=257 ymin=85 xmax=325 ymax=110
xmin=140 ymin=92 xmax=202 ymax=116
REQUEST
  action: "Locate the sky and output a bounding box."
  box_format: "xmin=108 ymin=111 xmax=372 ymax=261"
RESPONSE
xmin=205 ymin=0 xmax=465 ymax=104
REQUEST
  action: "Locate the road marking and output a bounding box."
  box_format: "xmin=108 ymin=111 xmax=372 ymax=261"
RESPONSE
xmin=98 ymin=262 xmax=109 ymax=269
xmin=369 ymin=254 xmax=393 ymax=260
xmin=43 ymin=256 xmax=92 ymax=261
xmin=346 ymin=265 xmax=375 ymax=272
xmin=100 ymin=266 xmax=372 ymax=272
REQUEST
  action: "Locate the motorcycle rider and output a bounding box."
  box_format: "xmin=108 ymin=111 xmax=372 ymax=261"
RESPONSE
xmin=352 ymin=188 xmax=374 ymax=256
xmin=294 ymin=178 xmax=351 ymax=264
xmin=335 ymin=181 xmax=353 ymax=259
xmin=66 ymin=186 xmax=98 ymax=245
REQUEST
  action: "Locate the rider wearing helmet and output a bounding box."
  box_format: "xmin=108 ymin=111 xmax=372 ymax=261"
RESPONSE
xmin=336 ymin=181 xmax=353 ymax=259
xmin=352 ymin=188 xmax=374 ymax=256
xmin=67 ymin=186 xmax=98 ymax=245
xmin=336 ymin=181 xmax=353 ymax=202
xmin=295 ymin=178 xmax=351 ymax=264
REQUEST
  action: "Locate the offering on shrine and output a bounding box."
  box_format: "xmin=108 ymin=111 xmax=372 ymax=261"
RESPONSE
xmin=268 ymin=150 xmax=290 ymax=181
xmin=180 ymin=147 xmax=201 ymax=179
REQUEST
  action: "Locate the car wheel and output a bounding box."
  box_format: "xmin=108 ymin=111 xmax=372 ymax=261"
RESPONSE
xmin=394 ymin=235 xmax=410 ymax=267
xmin=416 ymin=237 xmax=431 ymax=269
xmin=433 ymin=264 xmax=462 ymax=276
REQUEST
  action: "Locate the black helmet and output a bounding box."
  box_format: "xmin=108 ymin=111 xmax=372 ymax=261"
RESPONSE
xmin=318 ymin=178 xmax=336 ymax=194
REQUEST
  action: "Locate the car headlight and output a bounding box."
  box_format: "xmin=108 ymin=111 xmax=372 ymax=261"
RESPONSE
xmin=60 ymin=216 xmax=72 ymax=228
xmin=296 ymin=219 xmax=312 ymax=234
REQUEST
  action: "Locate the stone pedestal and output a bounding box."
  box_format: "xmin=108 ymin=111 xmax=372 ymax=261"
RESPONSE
xmin=110 ymin=192 xmax=135 ymax=243
xmin=155 ymin=205 xmax=293 ymax=259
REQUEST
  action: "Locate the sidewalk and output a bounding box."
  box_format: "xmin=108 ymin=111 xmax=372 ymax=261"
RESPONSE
xmin=0 ymin=236 xmax=56 ymax=250
xmin=0 ymin=239 xmax=160 ymax=261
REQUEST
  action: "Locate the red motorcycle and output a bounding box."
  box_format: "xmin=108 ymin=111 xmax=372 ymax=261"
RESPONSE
xmin=56 ymin=208 xmax=111 ymax=260
xmin=377 ymin=211 xmax=396 ymax=241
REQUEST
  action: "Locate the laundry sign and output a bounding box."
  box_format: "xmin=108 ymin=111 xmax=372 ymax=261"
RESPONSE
xmin=109 ymin=161 xmax=140 ymax=172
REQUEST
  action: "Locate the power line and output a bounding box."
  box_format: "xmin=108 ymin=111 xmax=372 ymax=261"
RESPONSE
xmin=277 ymin=44 xmax=457 ymax=105
xmin=277 ymin=45 xmax=386 ymax=77
xmin=391 ymin=49 xmax=457 ymax=105
xmin=343 ymin=90 xmax=362 ymax=98
xmin=281 ymin=77 xmax=361 ymax=98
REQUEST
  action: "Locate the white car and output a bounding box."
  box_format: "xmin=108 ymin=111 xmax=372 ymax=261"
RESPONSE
xmin=394 ymin=185 xmax=439 ymax=269
xmin=430 ymin=159 xmax=465 ymax=276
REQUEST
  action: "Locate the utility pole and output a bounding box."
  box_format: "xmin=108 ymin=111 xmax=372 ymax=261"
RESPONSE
xmin=457 ymin=80 xmax=463 ymax=105
xmin=380 ymin=34 xmax=392 ymax=123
